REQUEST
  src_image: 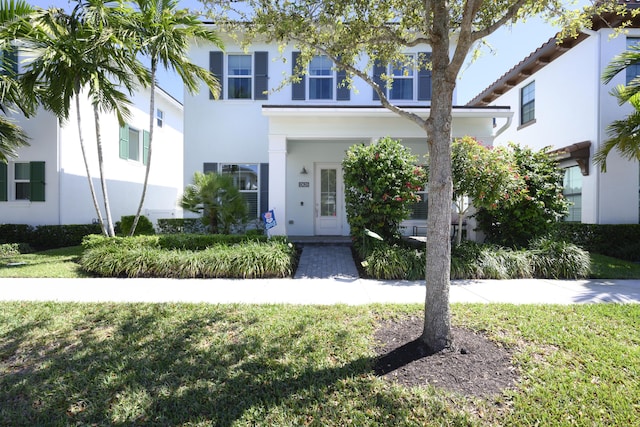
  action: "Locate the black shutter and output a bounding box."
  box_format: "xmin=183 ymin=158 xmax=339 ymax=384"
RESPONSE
xmin=0 ymin=162 xmax=7 ymax=201
xmin=30 ymin=161 xmax=45 ymax=202
xmin=291 ymin=51 xmax=306 ymax=100
xmin=372 ymin=61 xmax=386 ymax=100
xmin=209 ymin=51 xmax=224 ymax=100
xmin=418 ymin=52 xmax=432 ymax=101
xmin=260 ymin=163 xmax=269 ymax=215
xmin=336 ymin=66 xmax=350 ymax=101
xmin=203 ymin=163 xmax=218 ymax=174
xmin=254 ymin=51 xmax=269 ymax=100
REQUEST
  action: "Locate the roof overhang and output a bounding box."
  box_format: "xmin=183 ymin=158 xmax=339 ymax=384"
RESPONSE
xmin=550 ymin=140 xmax=592 ymax=175
xmin=262 ymin=105 xmax=512 ymax=118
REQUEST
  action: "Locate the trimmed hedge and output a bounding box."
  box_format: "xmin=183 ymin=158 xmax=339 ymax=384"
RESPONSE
xmin=156 ymin=218 xmax=207 ymax=234
xmin=554 ymin=223 xmax=640 ymax=261
xmin=0 ymin=224 xmax=102 ymax=250
xmin=115 ymin=215 xmax=155 ymax=236
xmin=82 ymin=233 xmax=272 ymax=251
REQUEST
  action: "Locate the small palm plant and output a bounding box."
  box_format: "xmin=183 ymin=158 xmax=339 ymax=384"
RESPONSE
xmin=180 ymin=172 xmax=248 ymax=234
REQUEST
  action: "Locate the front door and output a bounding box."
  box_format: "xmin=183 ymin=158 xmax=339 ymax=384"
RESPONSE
xmin=315 ymin=163 xmax=343 ymax=235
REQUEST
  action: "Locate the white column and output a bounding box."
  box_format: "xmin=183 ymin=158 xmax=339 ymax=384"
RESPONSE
xmin=268 ymin=134 xmax=287 ymax=235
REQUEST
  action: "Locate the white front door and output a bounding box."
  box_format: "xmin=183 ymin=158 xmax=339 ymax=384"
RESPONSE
xmin=314 ymin=163 xmax=343 ymax=235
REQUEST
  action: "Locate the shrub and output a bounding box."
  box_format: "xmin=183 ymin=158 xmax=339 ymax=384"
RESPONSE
xmin=115 ymin=215 xmax=155 ymax=236
xmin=1 ymin=224 xmax=102 ymax=250
xmin=0 ymin=224 xmax=33 ymax=244
xmin=342 ymin=137 xmax=426 ymax=250
xmin=156 ymin=218 xmax=207 ymax=234
xmin=529 ymin=237 xmax=591 ymax=279
xmin=0 ymin=243 xmax=21 ymax=257
xmin=554 ymin=223 xmax=640 ymax=261
xmin=361 ymin=244 xmax=425 ymax=280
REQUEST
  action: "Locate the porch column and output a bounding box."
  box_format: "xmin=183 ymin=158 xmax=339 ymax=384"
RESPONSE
xmin=268 ymin=134 xmax=287 ymax=236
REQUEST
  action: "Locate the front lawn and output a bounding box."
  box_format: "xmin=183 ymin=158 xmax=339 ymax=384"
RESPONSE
xmin=0 ymin=303 xmax=638 ymax=425
xmin=0 ymin=246 xmax=88 ymax=278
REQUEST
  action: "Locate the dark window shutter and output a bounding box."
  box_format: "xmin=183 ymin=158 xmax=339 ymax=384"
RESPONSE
xmin=142 ymin=130 xmax=150 ymax=165
xmin=209 ymin=51 xmax=224 ymax=100
xmin=336 ymin=67 xmax=350 ymax=101
xmin=373 ymin=61 xmax=386 ymax=101
xmin=291 ymin=51 xmax=306 ymax=100
xmin=260 ymin=163 xmax=269 ymax=215
xmin=0 ymin=162 xmax=7 ymax=201
xmin=1 ymin=47 xmax=18 ymax=76
xmin=203 ymin=163 xmax=218 ymax=174
xmin=119 ymin=124 xmax=129 ymax=159
xmin=418 ymin=52 xmax=432 ymax=101
xmin=30 ymin=161 xmax=45 ymax=202
xmin=254 ymin=51 xmax=269 ymax=100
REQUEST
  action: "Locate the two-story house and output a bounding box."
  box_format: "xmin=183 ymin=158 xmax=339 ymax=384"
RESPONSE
xmin=184 ymin=32 xmax=513 ymax=238
xmin=469 ymin=3 xmax=640 ymax=225
xmin=0 ymin=82 xmax=184 ymax=228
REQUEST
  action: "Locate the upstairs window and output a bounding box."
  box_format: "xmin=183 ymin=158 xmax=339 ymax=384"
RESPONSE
xmin=520 ymin=81 xmax=535 ymax=126
xmin=390 ymin=55 xmax=414 ymax=100
xmin=156 ymin=109 xmax=164 ymax=128
xmin=309 ymin=55 xmax=334 ymax=100
xmin=373 ymin=52 xmax=431 ymax=102
xmin=626 ymin=38 xmax=640 ymax=85
xmin=209 ymin=51 xmax=268 ymax=101
xmin=291 ymin=52 xmax=350 ymax=101
xmin=228 ymin=54 xmax=252 ymax=99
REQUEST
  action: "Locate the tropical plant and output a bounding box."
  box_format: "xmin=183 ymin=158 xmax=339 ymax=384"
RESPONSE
xmin=206 ymin=0 xmax=632 ymax=352
xmin=0 ymin=0 xmax=34 ymax=162
xmin=595 ymin=41 xmax=640 ymax=171
xmin=475 ymin=144 xmax=569 ymax=248
xmin=20 ymin=0 xmax=150 ymax=236
xmin=180 ymin=171 xmax=248 ymax=234
xmin=125 ymin=0 xmax=223 ymax=235
xmin=342 ymin=137 xmax=426 ymax=248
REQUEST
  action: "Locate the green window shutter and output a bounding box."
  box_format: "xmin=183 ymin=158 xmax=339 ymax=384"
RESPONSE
xmin=0 ymin=162 xmax=7 ymax=201
xmin=143 ymin=130 xmax=150 ymax=165
xmin=119 ymin=124 xmax=129 ymax=159
xmin=30 ymin=161 xmax=45 ymax=202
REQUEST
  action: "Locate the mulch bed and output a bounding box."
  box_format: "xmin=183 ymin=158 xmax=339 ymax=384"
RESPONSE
xmin=373 ymin=316 xmax=519 ymax=398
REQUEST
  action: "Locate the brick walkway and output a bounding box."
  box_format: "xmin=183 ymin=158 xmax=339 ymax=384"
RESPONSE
xmin=294 ymin=245 xmax=359 ymax=279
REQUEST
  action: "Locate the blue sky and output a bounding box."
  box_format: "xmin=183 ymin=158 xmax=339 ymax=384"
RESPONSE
xmin=28 ymin=0 xmax=563 ymax=104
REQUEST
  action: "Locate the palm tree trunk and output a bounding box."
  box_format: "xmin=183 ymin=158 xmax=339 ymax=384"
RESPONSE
xmin=129 ymin=60 xmax=157 ymax=236
xmin=93 ymin=105 xmax=115 ymax=237
xmin=76 ymin=95 xmax=107 ymax=236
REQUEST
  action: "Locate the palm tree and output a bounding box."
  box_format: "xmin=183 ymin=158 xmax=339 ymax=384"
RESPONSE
xmin=126 ymin=0 xmax=223 ymax=235
xmin=180 ymin=172 xmax=248 ymax=234
xmin=0 ymin=0 xmax=34 ymax=162
xmin=20 ymin=0 xmax=150 ymax=236
xmin=595 ymin=43 xmax=640 ymax=172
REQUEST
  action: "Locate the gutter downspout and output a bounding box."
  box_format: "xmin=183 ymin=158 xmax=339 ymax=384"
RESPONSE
xmin=493 ymin=114 xmax=513 ymax=139
xmin=582 ymin=28 xmax=601 ymax=224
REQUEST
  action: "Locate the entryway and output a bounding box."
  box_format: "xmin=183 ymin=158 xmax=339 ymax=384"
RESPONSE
xmin=314 ymin=163 xmax=344 ymax=235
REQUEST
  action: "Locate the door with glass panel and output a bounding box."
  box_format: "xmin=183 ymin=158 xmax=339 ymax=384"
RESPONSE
xmin=315 ymin=164 xmax=343 ymax=235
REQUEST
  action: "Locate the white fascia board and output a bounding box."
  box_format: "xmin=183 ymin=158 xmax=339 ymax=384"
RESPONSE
xmin=262 ymin=106 xmax=512 ymax=119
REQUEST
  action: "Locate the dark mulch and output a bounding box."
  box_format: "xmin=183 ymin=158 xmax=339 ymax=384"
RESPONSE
xmin=373 ymin=316 xmax=519 ymax=398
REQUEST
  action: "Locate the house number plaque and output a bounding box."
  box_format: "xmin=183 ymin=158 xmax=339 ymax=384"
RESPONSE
xmin=299 ymin=182 xmax=310 ymax=188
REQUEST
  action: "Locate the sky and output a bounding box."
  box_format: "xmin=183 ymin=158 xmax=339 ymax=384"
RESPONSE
xmin=28 ymin=0 xmax=565 ymax=105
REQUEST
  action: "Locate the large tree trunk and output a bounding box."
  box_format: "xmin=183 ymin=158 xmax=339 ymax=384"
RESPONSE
xmin=75 ymin=94 xmax=107 ymax=236
xmin=93 ymin=105 xmax=115 ymax=237
xmin=420 ymin=0 xmax=455 ymax=353
xmin=130 ymin=60 xmax=157 ymax=236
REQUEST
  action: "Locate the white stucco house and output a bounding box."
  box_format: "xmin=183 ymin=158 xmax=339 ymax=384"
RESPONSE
xmin=0 ymin=83 xmax=184 ymax=228
xmin=183 ymin=32 xmax=513 ymax=238
xmin=469 ymin=5 xmax=640 ymax=225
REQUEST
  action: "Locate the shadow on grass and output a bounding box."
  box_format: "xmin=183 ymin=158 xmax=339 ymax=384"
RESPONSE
xmin=0 ymin=304 xmax=429 ymax=426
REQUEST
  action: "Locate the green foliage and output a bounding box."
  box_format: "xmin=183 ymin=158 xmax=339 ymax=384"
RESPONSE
xmin=0 ymin=224 xmax=32 ymax=244
xmin=80 ymin=240 xmax=297 ymax=278
xmin=82 ymin=233 xmax=269 ymax=252
xmin=342 ymin=137 xmax=426 ymax=248
xmin=0 ymin=243 xmax=21 ymax=257
xmin=475 ymin=144 xmax=569 ymax=248
xmin=156 ymin=218 xmax=207 ymax=234
xmin=361 ymin=244 xmax=425 ymax=280
xmin=180 ymin=172 xmax=248 ymax=234
xmin=554 ymin=222 xmax=640 ymax=261
xmin=115 ymin=215 xmax=155 ymax=236
xmin=0 ymin=223 xmax=101 ymax=250
xmin=528 ymin=237 xmax=591 ymax=279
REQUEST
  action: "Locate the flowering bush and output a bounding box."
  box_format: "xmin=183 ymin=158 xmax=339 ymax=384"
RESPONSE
xmin=342 ymin=137 xmax=426 ymax=249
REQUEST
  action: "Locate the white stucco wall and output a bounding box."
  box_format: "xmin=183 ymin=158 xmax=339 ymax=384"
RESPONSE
xmin=490 ymin=28 xmax=640 ymax=224
xmin=2 ymin=87 xmax=184 ymax=228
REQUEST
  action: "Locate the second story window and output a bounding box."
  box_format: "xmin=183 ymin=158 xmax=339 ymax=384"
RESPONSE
xmin=520 ymin=81 xmax=535 ymax=126
xmin=156 ymin=109 xmax=164 ymax=128
xmin=390 ymin=55 xmax=414 ymax=100
xmin=309 ymin=55 xmax=333 ymax=100
xmin=228 ymin=54 xmax=252 ymax=99
xmin=626 ymin=37 xmax=640 ymax=85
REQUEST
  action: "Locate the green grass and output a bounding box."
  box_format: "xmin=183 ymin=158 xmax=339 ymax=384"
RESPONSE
xmin=0 ymin=303 xmax=638 ymax=426
xmin=589 ymin=253 xmax=640 ymax=279
xmin=0 ymin=246 xmax=89 ymax=278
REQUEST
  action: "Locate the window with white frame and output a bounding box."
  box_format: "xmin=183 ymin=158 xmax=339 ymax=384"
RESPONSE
xmin=156 ymin=109 xmax=164 ymax=128
xmin=119 ymin=124 xmax=149 ymax=164
xmin=520 ymin=81 xmax=535 ymax=126
xmin=390 ymin=55 xmax=414 ymax=100
xmin=14 ymin=162 xmax=30 ymax=200
xmin=0 ymin=161 xmax=45 ymax=202
xmin=221 ymin=163 xmax=259 ymax=217
xmin=309 ymin=55 xmax=333 ymax=100
xmin=228 ymin=54 xmax=252 ymax=99
xmin=563 ymin=166 xmax=582 ymax=222
xmin=627 ymin=37 xmax=640 ymax=85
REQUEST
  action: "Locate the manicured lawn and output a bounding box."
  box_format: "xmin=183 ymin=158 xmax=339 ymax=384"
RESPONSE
xmin=0 ymin=246 xmax=89 ymax=278
xmin=1 ymin=303 xmax=638 ymax=426
xmin=589 ymin=253 xmax=640 ymax=279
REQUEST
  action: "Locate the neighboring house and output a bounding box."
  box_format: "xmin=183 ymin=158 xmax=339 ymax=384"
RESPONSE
xmin=184 ymin=33 xmax=512 ymax=238
xmin=469 ymin=5 xmax=640 ymax=225
xmin=0 ymin=81 xmax=184 ymax=228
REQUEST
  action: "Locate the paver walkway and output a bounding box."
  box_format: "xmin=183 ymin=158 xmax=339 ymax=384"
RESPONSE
xmin=294 ymin=245 xmax=359 ymax=279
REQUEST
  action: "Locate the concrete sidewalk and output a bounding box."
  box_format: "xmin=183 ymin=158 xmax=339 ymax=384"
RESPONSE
xmin=1 ymin=277 xmax=639 ymax=305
